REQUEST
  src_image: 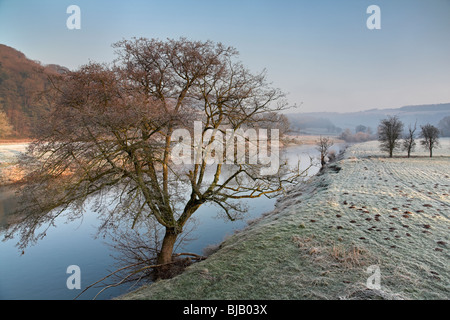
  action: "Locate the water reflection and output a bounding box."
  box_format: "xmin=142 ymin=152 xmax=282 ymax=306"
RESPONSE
xmin=0 ymin=143 xmax=343 ymax=300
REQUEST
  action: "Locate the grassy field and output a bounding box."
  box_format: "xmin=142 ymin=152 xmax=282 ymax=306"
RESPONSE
xmin=120 ymin=139 xmax=450 ymax=300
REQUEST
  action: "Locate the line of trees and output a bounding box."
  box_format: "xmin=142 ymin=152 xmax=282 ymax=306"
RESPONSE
xmin=378 ymin=115 xmax=441 ymax=158
xmin=0 ymin=45 xmax=64 ymax=138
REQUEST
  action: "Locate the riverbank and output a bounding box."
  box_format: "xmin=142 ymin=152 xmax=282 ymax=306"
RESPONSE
xmin=0 ymin=137 xmax=337 ymax=186
xmin=0 ymin=143 xmax=28 ymax=186
xmin=282 ymin=134 xmax=344 ymax=147
xmin=119 ymin=140 xmax=450 ymax=300
xmin=0 ymin=142 xmax=330 ymax=300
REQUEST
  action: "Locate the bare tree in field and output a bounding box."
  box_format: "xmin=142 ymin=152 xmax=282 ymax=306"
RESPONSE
xmin=378 ymin=115 xmax=404 ymax=158
xmin=420 ymin=124 xmax=440 ymax=157
xmin=402 ymin=121 xmax=417 ymax=158
xmin=5 ymin=38 xmax=303 ymax=275
xmin=316 ymin=136 xmax=334 ymax=168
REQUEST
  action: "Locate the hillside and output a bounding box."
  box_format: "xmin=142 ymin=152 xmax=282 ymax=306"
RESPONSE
xmin=0 ymin=44 xmax=68 ymax=138
xmin=287 ymin=103 xmax=450 ymax=135
xmin=120 ymin=140 xmax=450 ymax=300
xmin=1 ymin=44 xmax=448 ymax=139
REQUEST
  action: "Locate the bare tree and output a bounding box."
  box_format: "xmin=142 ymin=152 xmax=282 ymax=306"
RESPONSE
xmin=6 ymin=38 xmax=303 ymax=275
xmin=355 ymin=125 xmax=367 ymax=133
xmin=316 ymin=136 xmax=334 ymax=168
xmin=420 ymin=124 xmax=440 ymax=157
xmin=402 ymin=122 xmax=417 ymax=158
xmin=378 ymin=115 xmax=404 ymax=158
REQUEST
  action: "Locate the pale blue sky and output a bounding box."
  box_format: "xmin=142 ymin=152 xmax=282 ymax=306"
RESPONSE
xmin=1 ymin=0 xmax=450 ymax=113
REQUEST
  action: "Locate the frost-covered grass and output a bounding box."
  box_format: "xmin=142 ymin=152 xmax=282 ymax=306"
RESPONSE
xmin=120 ymin=139 xmax=450 ymax=300
xmin=0 ymin=143 xmax=27 ymax=163
xmin=0 ymin=143 xmax=28 ymax=185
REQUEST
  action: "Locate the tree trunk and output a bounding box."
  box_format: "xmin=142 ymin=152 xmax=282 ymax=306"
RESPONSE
xmin=153 ymin=227 xmax=179 ymax=279
xmin=320 ymin=154 xmax=326 ymax=167
xmin=157 ymin=227 xmax=178 ymax=265
xmin=430 ymin=148 xmax=433 ymax=158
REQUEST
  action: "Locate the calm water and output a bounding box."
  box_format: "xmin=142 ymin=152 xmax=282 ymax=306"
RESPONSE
xmin=0 ymin=143 xmax=343 ymax=300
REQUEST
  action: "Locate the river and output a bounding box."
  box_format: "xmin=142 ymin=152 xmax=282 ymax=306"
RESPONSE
xmin=0 ymin=143 xmax=343 ymax=300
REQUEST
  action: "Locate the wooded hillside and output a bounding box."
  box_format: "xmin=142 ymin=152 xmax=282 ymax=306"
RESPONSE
xmin=0 ymin=44 xmax=68 ymax=138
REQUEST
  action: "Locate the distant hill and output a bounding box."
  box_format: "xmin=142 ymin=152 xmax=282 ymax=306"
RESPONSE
xmin=287 ymin=103 xmax=450 ymax=135
xmin=0 ymin=44 xmax=68 ymax=138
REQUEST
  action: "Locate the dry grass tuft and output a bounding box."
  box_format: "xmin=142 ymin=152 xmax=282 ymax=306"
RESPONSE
xmin=292 ymin=236 xmax=373 ymax=270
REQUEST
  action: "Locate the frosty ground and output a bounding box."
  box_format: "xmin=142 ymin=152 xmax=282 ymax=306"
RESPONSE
xmin=0 ymin=143 xmax=28 ymax=185
xmin=121 ymin=139 xmax=450 ymax=300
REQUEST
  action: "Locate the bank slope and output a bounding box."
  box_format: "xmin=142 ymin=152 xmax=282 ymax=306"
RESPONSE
xmin=120 ymin=140 xmax=450 ymax=300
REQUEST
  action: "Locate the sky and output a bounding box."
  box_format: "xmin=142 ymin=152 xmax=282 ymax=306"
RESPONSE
xmin=0 ymin=0 xmax=450 ymax=113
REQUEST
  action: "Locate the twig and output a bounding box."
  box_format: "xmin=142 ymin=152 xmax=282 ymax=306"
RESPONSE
xmin=73 ymin=261 xmax=146 ymax=300
xmin=74 ymin=252 xmax=205 ymax=300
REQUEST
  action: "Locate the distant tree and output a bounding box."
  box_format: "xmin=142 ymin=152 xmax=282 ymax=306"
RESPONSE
xmin=316 ymin=136 xmax=334 ymax=167
xmin=438 ymin=116 xmax=450 ymax=137
xmin=378 ymin=115 xmax=404 ymax=157
xmin=420 ymin=124 xmax=440 ymax=157
xmin=355 ymin=125 xmax=367 ymax=133
xmin=0 ymin=110 xmax=13 ymax=137
xmin=354 ymin=131 xmax=373 ymax=142
xmin=339 ymin=128 xmax=353 ymax=142
xmin=339 ymin=127 xmax=375 ymax=143
xmin=402 ymin=122 xmax=417 ymax=158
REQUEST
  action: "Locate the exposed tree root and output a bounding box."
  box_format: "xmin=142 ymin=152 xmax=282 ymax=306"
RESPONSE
xmin=74 ymin=252 xmax=206 ymax=300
